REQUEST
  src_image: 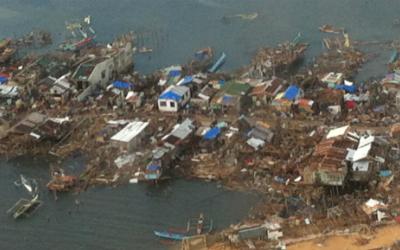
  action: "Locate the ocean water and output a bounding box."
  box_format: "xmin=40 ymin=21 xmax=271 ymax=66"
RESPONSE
xmin=0 ymin=0 xmax=398 ymax=79
xmin=0 ymin=156 xmax=258 ymax=250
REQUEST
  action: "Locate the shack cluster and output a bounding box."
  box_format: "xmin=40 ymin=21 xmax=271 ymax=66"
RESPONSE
xmin=2 ymin=19 xmax=400 ymax=249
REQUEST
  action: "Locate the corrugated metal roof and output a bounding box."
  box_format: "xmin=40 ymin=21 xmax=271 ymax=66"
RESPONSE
xmin=159 ymin=85 xmax=189 ymax=101
xmin=166 ymin=118 xmax=195 ymax=142
xmin=326 ymin=125 xmax=349 ymax=139
xmin=111 ymin=121 xmax=148 ymax=143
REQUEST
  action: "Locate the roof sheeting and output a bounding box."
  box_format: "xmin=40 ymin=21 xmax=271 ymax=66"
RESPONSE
xmin=159 ymin=85 xmax=189 ymax=101
xmin=169 ymin=118 xmax=195 ymax=140
xmin=111 ymin=121 xmax=149 ymax=143
xmin=326 ymin=125 xmax=349 ymax=139
xmin=113 ymin=80 xmax=132 ymax=89
xmin=0 ymin=76 xmax=8 ymax=85
xmin=177 ymin=76 xmax=193 ymax=86
xmin=168 ymin=69 xmax=181 ymax=77
xmin=335 ymin=84 xmax=357 ymax=93
xmin=203 ymin=127 xmax=221 ymax=140
xmin=283 ymin=85 xmax=300 ymax=101
xmin=351 ymin=143 xmax=371 ymax=162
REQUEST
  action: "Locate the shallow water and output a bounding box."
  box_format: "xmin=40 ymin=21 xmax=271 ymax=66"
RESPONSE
xmin=0 ymin=156 xmax=258 ymax=250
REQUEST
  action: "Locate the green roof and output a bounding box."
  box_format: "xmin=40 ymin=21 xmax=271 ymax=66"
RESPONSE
xmin=222 ymin=81 xmax=251 ymax=96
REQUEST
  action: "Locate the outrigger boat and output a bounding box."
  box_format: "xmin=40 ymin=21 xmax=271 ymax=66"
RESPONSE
xmin=319 ymin=24 xmax=343 ymax=34
xmin=7 ymin=195 xmax=42 ymax=219
xmin=59 ymin=16 xmax=96 ymax=51
xmin=208 ymin=52 xmax=226 ymax=73
xmin=154 ymin=213 xmax=213 ymax=241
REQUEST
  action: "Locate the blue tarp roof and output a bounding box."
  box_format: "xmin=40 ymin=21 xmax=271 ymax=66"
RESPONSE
xmin=159 ymin=90 xmax=183 ymax=101
xmin=203 ymin=127 xmax=221 ymax=140
xmin=335 ymin=84 xmax=357 ymax=93
xmin=147 ymin=164 xmax=161 ymax=171
xmin=283 ymin=85 xmax=299 ymax=101
xmin=113 ymin=80 xmax=132 ymax=89
xmin=168 ymin=70 xmax=181 ymax=78
xmin=379 ymin=170 xmax=392 ymax=177
xmin=0 ymin=76 xmax=8 ymax=85
xmin=180 ymin=76 xmax=193 ymax=85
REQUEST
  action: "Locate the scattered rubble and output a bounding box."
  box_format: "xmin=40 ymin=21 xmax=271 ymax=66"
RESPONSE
xmin=2 ymin=20 xmax=400 ymax=249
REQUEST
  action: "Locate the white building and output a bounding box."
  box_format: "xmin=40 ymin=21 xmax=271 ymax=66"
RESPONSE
xmin=158 ymin=85 xmax=191 ymax=112
xmin=111 ymin=121 xmax=149 ymax=152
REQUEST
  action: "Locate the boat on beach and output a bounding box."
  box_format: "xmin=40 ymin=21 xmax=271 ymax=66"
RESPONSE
xmin=154 ymin=213 xmax=213 ymax=241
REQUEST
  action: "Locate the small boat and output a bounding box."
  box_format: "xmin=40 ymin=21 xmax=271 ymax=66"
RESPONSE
xmin=223 ymin=12 xmax=258 ymax=21
xmin=0 ymin=47 xmax=16 ymax=64
xmin=319 ymin=24 xmax=342 ymax=34
xmin=20 ymin=174 xmax=33 ymax=193
xmin=208 ymin=52 xmax=226 ymax=73
xmin=59 ymin=16 xmax=96 ymax=51
xmin=7 ymin=195 xmax=42 ymax=219
xmin=154 ymin=213 xmax=213 ymax=241
xmin=153 ymin=230 xmax=185 ymax=241
xmin=47 ymin=174 xmax=77 ymax=192
xmin=389 ymin=50 xmax=399 ymax=64
xmin=138 ymin=47 xmax=153 ymax=53
xmin=194 ymin=47 xmax=213 ymax=61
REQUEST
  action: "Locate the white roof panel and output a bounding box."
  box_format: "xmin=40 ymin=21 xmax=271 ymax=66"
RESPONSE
xmin=326 ymin=125 xmax=349 ymax=139
xmin=352 ymin=144 xmax=371 ymax=162
xmin=111 ymin=121 xmax=149 ymax=143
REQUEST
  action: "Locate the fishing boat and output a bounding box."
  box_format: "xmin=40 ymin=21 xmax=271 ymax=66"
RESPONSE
xmin=208 ymin=52 xmax=226 ymax=73
xmin=138 ymin=47 xmax=153 ymax=53
xmin=389 ymin=50 xmax=399 ymax=64
xmin=154 ymin=213 xmax=213 ymax=241
xmin=153 ymin=230 xmax=186 ymax=241
xmin=319 ymin=24 xmax=343 ymax=34
xmin=59 ymin=16 xmax=96 ymax=52
xmin=0 ymin=47 xmax=16 ymax=64
xmin=47 ymin=168 xmax=77 ymax=192
xmin=7 ymin=195 xmax=42 ymax=219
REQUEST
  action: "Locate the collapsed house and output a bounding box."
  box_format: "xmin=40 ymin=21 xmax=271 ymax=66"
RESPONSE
xmin=144 ymin=119 xmax=196 ymax=181
xmin=72 ymin=35 xmax=133 ymax=101
xmin=303 ymin=126 xmax=355 ymax=186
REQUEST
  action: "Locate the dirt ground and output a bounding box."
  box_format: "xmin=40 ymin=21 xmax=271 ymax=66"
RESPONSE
xmin=288 ymin=224 xmax=400 ymax=250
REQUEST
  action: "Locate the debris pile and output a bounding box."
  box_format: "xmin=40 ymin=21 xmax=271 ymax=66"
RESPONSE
xmin=2 ymin=20 xmax=400 ymax=250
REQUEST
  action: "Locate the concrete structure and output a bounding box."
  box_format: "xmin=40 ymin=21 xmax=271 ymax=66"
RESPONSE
xmin=72 ymin=35 xmax=133 ymax=101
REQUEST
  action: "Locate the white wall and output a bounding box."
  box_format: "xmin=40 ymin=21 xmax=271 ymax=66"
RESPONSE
xmin=88 ymin=58 xmax=114 ymax=88
xmin=158 ymin=99 xmax=179 ymax=112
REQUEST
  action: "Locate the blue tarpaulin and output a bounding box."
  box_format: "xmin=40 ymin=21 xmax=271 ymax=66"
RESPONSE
xmin=168 ymin=70 xmax=181 ymax=78
xmin=203 ymin=127 xmax=221 ymax=140
xmin=222 ymin=95 xmax=235 ymax=105
xmin=180 ymin=76 xmax=193 ymax=85
xmin=0 ymin=76 xmax=8 ymax=85
xmin=335 ymin=84 xmax=357 ymax=93
xmin=113 ymin=80 xmax=132 ymax=89
xmin=159 ymin=91 xmax=182 ymax=101
xmin=283 ymin=85 xmax=299 ymax=101
xmin=147 ymin=164 xmax=161 ymax=171
xmin=379 ymin=170 xmax=392 ymax=177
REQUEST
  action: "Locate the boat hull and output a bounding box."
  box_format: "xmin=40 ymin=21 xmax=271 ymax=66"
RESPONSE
xmin=153 ymin=230 xmax=185 ymax=241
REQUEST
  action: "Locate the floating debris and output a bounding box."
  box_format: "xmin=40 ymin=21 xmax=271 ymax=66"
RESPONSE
xmin=7 ymin=195 xmax=42 ymax=219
